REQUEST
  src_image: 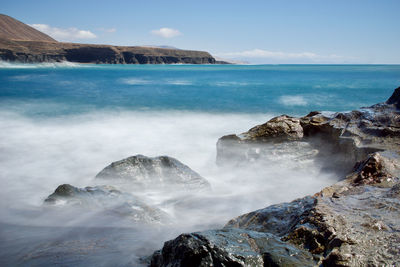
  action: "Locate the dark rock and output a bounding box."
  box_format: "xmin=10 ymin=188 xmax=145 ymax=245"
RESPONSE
xmin=64 ymin=47 xmax=123 ymax=64
xmin=150 ymin=228 xmax=316 ymax=267
xmin=386 ymin=86 xmax=400 ymax=109
xmin=95 ymin=155 xmax=210 ymax=192
xmin=224 ymin=196 xmax=315 ymax=236
xmin=351 ymin=152 xmax=392 ymax=185
xmin=45 ymin=184 xmax=169 ymax=223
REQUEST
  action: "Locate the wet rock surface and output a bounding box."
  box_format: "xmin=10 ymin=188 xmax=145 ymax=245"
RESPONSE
xmin=150 ymin=228 xmax=316 ymax=267
xmin=45 ymin=184 xmax=169 ymax=224
xmin=152 ymin=87 xmax=400 ymax=266
xmin=95 ymin=154 xmax=210 ymax=192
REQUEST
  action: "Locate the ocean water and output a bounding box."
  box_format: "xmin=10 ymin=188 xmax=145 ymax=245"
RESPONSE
xmin=0 ymin=63 xmax=399 ymax=266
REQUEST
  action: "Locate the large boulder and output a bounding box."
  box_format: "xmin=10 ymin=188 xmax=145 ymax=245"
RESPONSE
xmin=45 ymin=184 xmax=169 ymax=224
xmin=95 ymin=155 xmax=210 ymax=192
xmin=150 ymin=228 xmax=316 ymax=267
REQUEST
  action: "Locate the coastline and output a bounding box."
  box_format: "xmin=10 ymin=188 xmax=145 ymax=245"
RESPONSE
xmin=150 ymin=87 xmax=400 ymax=266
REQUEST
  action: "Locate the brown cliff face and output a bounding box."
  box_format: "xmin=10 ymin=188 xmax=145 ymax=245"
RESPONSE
xmin=0 ymin=38 xmax=216 ymax=64
xmin=0 ymin=14 xmax=56 ymax=42
xmin=0 ymin=14 xmax=217 ymax=64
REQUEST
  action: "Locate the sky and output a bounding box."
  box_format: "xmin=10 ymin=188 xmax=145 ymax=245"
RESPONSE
xmin=2 ymin=0 xmax=400 ymax=64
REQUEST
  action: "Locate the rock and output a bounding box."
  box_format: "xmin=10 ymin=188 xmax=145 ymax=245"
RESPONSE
xmin=243 ymin=115 xmax=304 ymax=142
xmin=351 ymin=152 xmax=393 ymax=185
xmin=95 ymin=155 xmax=210 ymax=192
xmin=224 ymin=196 xmax=315 ymax=236
xmin=150 ymin=228 xmax=316 ymax=267
xmin=224 ymin=169 xmax=400 ymax=265
xmin=217 ymin=89 xmax=400 ymax=171
xmin=154 ymin=87 xmax=400 ymax=266
xmin=216 ymin=115 xmax=306 ymax=166
xmin=386 ymin=86 xmax=400 ymax=109
xmin=45 ymin=184 xmax=169 ymax=223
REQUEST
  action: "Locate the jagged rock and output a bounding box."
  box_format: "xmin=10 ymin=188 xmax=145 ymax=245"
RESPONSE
xmin=243 ymin=115 xmax=304 ymax=142
xmin=224 ymin=196 xmax=315 ymax=236
xmin=214 ymin=88 xmax=400 ymax=265
xmin=95 ymin=155 xmax=210 ymax=192
xmin=45 ymin=184 xmax=169 ymax=223
xmin=217 ymin=88 xmax=400 ymax=172
xmin=224 ymin=158 xmax=400 ymax=265
xmin=154 ymin=87 xmax=400 ymax=266
xmin=386 ymin=86 xmax=400 ymax=108
xmin=351 ymin=152 xmax=393 ymax=185
xmin=150 ymin=228 xmax=316 ymax=267
xmin=217 ymin=116 xmax=304 ymax=166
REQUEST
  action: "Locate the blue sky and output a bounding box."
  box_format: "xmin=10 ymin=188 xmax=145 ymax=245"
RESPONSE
xmin=2 ymin=0 xmax=399 ymax=63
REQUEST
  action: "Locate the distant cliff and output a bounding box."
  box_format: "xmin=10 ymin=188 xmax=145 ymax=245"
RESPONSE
xmin=0 ymin=38 xmax=217 ymax=64
xmin=0 ymin=14 xmax=218 ymax=64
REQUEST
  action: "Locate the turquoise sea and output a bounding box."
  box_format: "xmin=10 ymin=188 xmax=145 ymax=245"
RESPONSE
xmin=1 ymin=63 xmax=399 ymax=116
xmin=0 ymin=63 xmax=399 ymax=266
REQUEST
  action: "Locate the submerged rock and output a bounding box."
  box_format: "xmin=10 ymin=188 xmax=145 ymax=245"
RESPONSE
xmin=95 ymin=155 xmax=210 ymax=192
xmin=43 ymin=154 xmax=210 ymax=226
xmin=45 ymin=184 xmax=169 ymax=224
xmin=150 ymin=228 xmax=316 ymax=267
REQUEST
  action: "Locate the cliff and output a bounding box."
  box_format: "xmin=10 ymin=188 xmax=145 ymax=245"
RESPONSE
xmin=0 ymin=38 xmax=217 ymax=64
xmin=0 ymin=14 xmax=217 ymax=64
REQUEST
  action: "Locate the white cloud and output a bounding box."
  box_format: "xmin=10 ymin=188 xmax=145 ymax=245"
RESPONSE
xmin=218 ymin=49 xmax=347 ymax=63
xmin=30 ymin=24 xmax=97 ymax=41
xmin=151 ymin=28 xmax=182 ymax=38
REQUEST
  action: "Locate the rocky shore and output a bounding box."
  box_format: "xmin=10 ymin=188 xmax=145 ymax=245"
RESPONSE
xmin=41 ymin=88 xmax=400 ymax=266
xmin=150 ymin=87 xmax=400 ymax=266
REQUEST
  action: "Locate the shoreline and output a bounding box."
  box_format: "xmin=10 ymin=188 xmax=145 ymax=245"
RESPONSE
xmin=150 ymin=87 xmax=400 ymax=266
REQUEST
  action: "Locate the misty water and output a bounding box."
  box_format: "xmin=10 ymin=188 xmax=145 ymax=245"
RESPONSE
xmin=1 ymin=63 xmax=399 ymax=266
